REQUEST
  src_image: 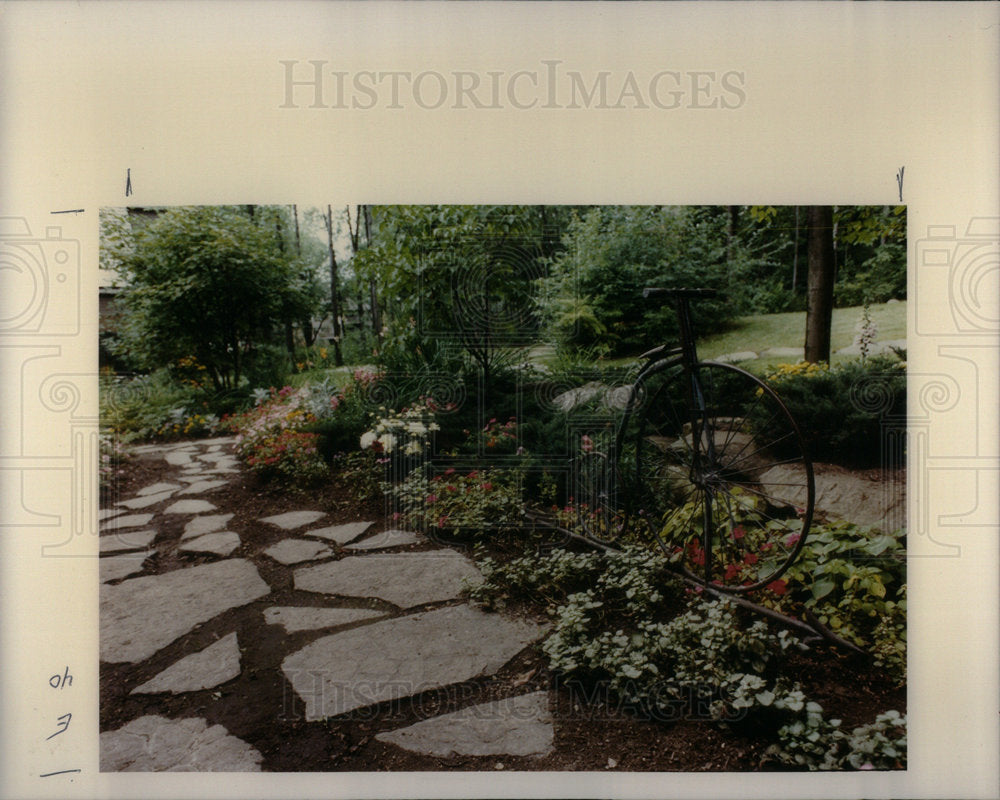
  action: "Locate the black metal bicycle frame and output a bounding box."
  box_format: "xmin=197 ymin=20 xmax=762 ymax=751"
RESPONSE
xmin=613 ymin=295 xmax=717 ymax=583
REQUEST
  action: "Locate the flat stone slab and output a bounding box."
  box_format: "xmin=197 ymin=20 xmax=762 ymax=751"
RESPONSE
xmin=303 ymin=521 xmax=373 ymax=545
xmin=101 ymin=513 xmax=155 ymax=531
xmin=263 ymin=606 xmax=385 ymax=633
xmin=182 ymin=513 xmax=234 ymax=539
xmin=131 ymin=633 xmax=241 ymax=695
xmin=179 ymin=531 xmax=241 ymax=557
xmin=281 ymin=604 xmax=548 ymax=719
xmin=294 ymin=550 xmax=483 ymax=608
xmin=101 ymin=559 xmax=270 ymax=663
xmin=178 ymin=479 xmax=229 ymax=495
xmin=164 ymin=499 xmax=218 ymax=514
xmin=100 ymin=529 xmax=157 ymax=553
xmin=264 ymin=539 xmax=333 ymax=565
xmin=376 ymin=692 xmax=554 ymax=758
xmin=760 ymin=346 xmax=804 ymax=358
xmin=98 ymin=508 xmax=124 ymax=520
xmin=101 ymin=552 xmax=155 ymax=583
xmin=714 ymin=350 xmax=758 ymax=364
xmin=346 ymin=529 xmax=423 ymax=550
xmin=259 ymin=510 xmax=326 ymax=530
xmin=117 ymin=490 xmax=177 ymax=510
xmin=760 ymin=462 xmax=906 ymax=531
xmin=100 ymin=715 xmax=262 ymax=772
xmin=164 ymin=452 xmax=193 ymax=466
xmin=137 ymin=482 xmax=182 ymax=496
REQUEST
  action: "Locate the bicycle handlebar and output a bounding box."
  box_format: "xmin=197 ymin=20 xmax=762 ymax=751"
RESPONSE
xmin=643 ymin=287 xmax=719 ymax=300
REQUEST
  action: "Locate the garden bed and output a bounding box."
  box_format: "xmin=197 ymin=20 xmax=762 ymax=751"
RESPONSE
xmin=101 ymin=442 xmax=904 ymax=772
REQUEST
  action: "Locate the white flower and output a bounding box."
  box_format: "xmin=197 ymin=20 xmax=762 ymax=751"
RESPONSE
xmin=378 ymin=433 xmax=396 ymax=453
xmin=404 ymin=440 xmax=422 ymax=455
xmin=360 ymin=431 xmax=377 ymax=450
xmin=406 ymin=421 xmax=427 ymax=435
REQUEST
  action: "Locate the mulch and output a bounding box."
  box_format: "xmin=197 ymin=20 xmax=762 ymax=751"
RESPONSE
xmin=99 ymin=441 xmax=905 ymax=772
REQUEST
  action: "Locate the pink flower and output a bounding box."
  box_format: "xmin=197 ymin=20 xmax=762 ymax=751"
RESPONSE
xmin=767 ymin=579 xmax=788 ymax=596
xmin=481 ymin=482 xmax=493 ymax=491
xmin=732 ymin=525 xmax=745 ymax=540
xmin=426 ymin=494 xmax=438 ymax=504
xmin=743 ymin=553 xmax=758 ymax=565
xmin=785 ymin=532 xmax=801 ymax=547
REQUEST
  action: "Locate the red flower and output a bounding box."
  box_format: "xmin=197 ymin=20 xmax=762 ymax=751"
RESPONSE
xmin=767 ymin=579 xmax=788 ymax=596
xmin=743 ymin=552 xmax=759 ymax=565
xmin=426 ymin=494 xmax=438 ymax=504
xmin=785 ymin=532 xmax=801 ymax=547
xmin=732 ymin=526 xmax=745 ymax=540
xmin=724 ymin=563 xmax=741 ymax=580
xmin=481 ymin=482 xmax=493 ymax=491
xmin=444 ymin=467 xmax=456 ymax=475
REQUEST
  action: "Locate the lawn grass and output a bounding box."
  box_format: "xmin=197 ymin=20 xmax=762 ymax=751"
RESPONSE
xmin=589 ymin=300 xmax=906 ymax=374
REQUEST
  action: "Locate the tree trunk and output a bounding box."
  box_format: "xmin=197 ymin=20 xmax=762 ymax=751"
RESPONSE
xmin=361 ymin=205 xmax=382 ymax=343
xmin=804 ymin=206 xmax=835 ymax=363
xmin=726 ymin=205 xmax=739 ymax=265
xmin=324 ymin=205 xmax=344 ymax=366
xmin=792 ymin=207 xmax=800 ymax=293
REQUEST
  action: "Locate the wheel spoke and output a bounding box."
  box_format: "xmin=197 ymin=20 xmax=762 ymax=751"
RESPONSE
xmin=631 ymin=361 xmax=813 ymax=591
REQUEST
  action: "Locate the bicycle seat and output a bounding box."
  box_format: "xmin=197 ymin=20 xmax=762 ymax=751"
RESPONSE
xmin=643 ymin=287 xmax=719 ymax=300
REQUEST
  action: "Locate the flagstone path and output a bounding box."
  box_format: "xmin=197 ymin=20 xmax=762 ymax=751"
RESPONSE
xmin=99 ymin=437 xmax=552 ymax=772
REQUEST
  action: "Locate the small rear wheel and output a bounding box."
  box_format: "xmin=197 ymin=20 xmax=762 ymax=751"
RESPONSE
xmin=626 ymin=361 xmax=813 ymax=592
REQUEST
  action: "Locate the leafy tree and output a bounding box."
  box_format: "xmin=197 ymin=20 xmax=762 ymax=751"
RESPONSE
xmin=112 ymin=206 xmax=317 ymax=391
xmin=353 ymin=205 xmax=576 ymax=393
xmin=539 ymin=206 xmax=752 ymax=357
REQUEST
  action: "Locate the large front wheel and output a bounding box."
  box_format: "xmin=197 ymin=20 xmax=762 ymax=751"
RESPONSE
xmin=626 ymin=361 xmax=814 ymax=592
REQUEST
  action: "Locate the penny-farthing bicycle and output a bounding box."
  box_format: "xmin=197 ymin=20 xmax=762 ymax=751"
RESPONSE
xmin=572 ymin=288 xmax=815 ymax=593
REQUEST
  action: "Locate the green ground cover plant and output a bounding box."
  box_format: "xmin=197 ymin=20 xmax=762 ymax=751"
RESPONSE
xmin=467 ymin=546 xmax=906 ymax=770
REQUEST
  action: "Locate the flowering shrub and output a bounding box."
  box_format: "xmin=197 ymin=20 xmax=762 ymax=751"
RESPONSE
xmin=156 ymin=408 xmax=222 ymax=439
xmin=99 ymin=431 xmax=128 ymax=490
xmin=242 ymin=428 xmax=328 ymax=484
xmin=392 ymin=467 xmax=524 ymax=538
xmin=360 ymin=401 xmax=440 ymax=457
xmin=482 ymin=417 xmax=518 ymax=450
xmin=226 ymin=384 xmax=331 ymax=486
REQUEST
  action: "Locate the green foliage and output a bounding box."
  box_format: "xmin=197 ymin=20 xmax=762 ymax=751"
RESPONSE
xmin=769 ymin=708 xmax=907 ymax=771
xmin=327 ymin=450 xmax=384 ymax=506
xmin=756 ymin=355 xmax=906 ymax=467
xmin=835 ymin=242 xmax=907 ymax=306
xmin=469 ymin=544 xmax=906 ymax=769
xmin=99 ymin=431 xmax=128 ymax=490
xmin=392 ymin=467 xmax=525 ymax=539
xmin=101 ymin=370 xmax=210 ymax=441
xmin=354 ymin=205 xmax=574 ymax=381
xmin=538 ymin=207 xmax=745 ymax=356
xmin=777 ymin=520 xmax=906 ymax=681
xmin=226 ymin=384 xmax=334 ymax=487
xmin=111 ymin=206 xmax=322 ymax=391
xmin=305 ymin=368 xmax=383 ymax=458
